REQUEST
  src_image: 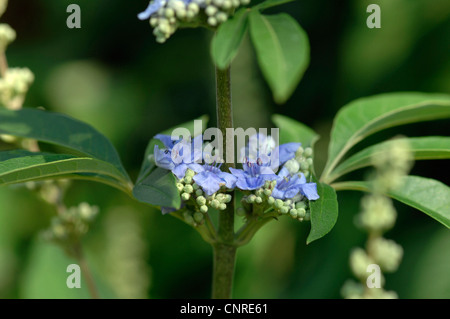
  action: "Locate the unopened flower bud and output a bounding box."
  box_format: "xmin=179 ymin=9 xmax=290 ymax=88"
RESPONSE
xmin=181 ymin=193 xmax=191 ymax=201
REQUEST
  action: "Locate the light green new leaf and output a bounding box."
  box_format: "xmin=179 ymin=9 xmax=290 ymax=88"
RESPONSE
xmin=0 ymin=151 xmax=133 ymax=194
xmin=322 ymin=92 xmax=450 ymax=183
xmin=0 ymin=108 xmax=130 ymax=181
xmin=329 ymin=136 xmax=450 ymax=183
xmin=249 ymin=12 xmax=309 ymax=104
xmin=272 ymin=114 xmax=319 ymax=147
xmin=211 ymin=8 xmax=249 ymax=70
xmin=332 ymin=176 xmax=450 ymax=229
xmin=307 ymin=181 xmax=339 ymax=244
xmin=253 ymin=0 xmax=295 ymax=11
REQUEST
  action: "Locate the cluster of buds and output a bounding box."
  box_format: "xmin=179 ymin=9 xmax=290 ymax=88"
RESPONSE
xmin=139 ymin=0 xmax=251 ymax=43
xmin=239 ymin=180 xmax=312 ymax=222
xmin=0 ymin=5 xmax=35 ymax=109
xmin=342 ymin=139 xmax=413 ymax=299
xmin=0 ymin=67 xmax=34 ymax=108
xmin=177 ymin=168 xmax=232 ymax=226
xmin=41 ymin=202 xmax=99 ymax=247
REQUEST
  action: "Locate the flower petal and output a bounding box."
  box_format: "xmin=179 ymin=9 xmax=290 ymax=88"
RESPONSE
xmin=300 ymin=183 xmax=320 ymax=200
xmin=154 ymin=145 xmax=175 ymax=170
xmin=138 ymin=0 xmax=165 ymax=20
xmin=218 ymin=172 xmax=237 ymax=189
xmin=279 ymin=142 xmax=301 ymax=165
xmin=172 ymin=163 xmax=188 ymax=179
xmin=193 ymin=171 xmax=222 ymax=195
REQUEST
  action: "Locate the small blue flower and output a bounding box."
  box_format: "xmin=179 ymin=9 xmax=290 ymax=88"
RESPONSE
xmin=230 ymin=159 xmax=277 ymax=190
xmin=239 ymin=133 xmax=301 ymax=171
xmin=193 ymin=164 xmax=237 ymax=196
xmin=153 ymin=134 xmax=204 ymax=179
xmin=272 ymin=167 xmax=319 ymax=200
xmin=138 ymin=0 xmax=167 ymax=20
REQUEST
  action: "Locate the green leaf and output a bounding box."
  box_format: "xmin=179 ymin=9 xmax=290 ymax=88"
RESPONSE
xmin=272 ymin=114 xmax=319 ymax=147
xmin=211 ymin=8 xmax=249 ymax=70
xmin=133 ymin=168 xmax=181 ymax=209
xmin=307 ymin=181 xmax=339 ymax=244
xmin=329 ymin=137 xmax=450 ymax=183
xmin=0 ymin=151 xmax=133 ymax=194
xmin=322 ymin=92 xmax=450 ymax=183
xmin=249 ymin=12 xmax=309 ymax=104
xmin=134 ymin=116 xmax=208 ymax=209
xmin=332 ymin=176 xmax=450 ymax=228
xmin=0 ymin=108 xmax=129 ymax=181
xmin=253 ymin=0 xmax=295 ymax=11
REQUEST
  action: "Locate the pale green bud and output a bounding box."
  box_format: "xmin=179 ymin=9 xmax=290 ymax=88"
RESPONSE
xmin=0 ymin=24 xmax=16 ymax=50
xmin=223 ymin=194 xmax=232 ymax=203
xmin=188 ymin=2 xmax=200 ymax=14
xmin=255 ymin=196 xmax=263 ymax=204
xmin=297 ymin=208 xmax=306 ymax=218
xmin=350 ymin=248 xmax=373 ymax=280
xmin=196 ymin=196 xmax=206 ymax=206
xmin=284 ymin=159 xmax=300 ymax=175
xmin=184 ymin=176 xmax=193 ymax=184
xmin=267 ymin=197 xmax=275 ymax=205
xmin=371 ymin=237 xmax=403 ymax=273
xmin=205 ymin=5 xmax=218 ymax=16
xmin=211 ymin=199 xmax=220 ymax=209
xmin=195 ymin=189 xmax=203 ymax=196
xmin=207 ymin=17 xmax=218 ymax=26
xmin=219 ymin=203 xmax=227 ymax=211
xmin=264 ymin=189 xmax=272 ymax=197
xmin=280 ymin=207 xmax=289 ymax=214
xmin=275 ymin=199 xmax=284 ymax=209
xmin=222 ymin=0 xmax=232 ymax=9
xmin=247 ymin=194 xmax=256 ymax=204
xmin=78 ymin=203 xmax=99 ymax=222
xmin=216 ymin=12 xmax=228 ymax=23
xmin=165 ymin=8 xmax=175 ymax=18
xmin=183 ymin=184 xmax=194 ymax=194
xmin=181 ymin=193 xmax=191 ymax=201
xmin=304 ymin=147 xmax=313 ymax=158
xmin=295 ymin=146 xmax=304 ymax=158
xmin=289 ymin=209 xmax=298 ymax=218
xmin=200 ymin=205 xmax=208 ymax=213
xmin=150 ymin=17 xmax=159 ymax=27
xmin=241 ymin=0 xmax=250 ymax=5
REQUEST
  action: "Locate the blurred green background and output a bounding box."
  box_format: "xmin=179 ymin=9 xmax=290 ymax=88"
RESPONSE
xmin=0 ymin=0 xmax=449 ymax=299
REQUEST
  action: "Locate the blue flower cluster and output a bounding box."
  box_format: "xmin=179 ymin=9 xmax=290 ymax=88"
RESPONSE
xmin=153 ymin=133 xmax=319 ymax=223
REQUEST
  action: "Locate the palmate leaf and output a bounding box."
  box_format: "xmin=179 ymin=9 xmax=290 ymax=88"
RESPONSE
xmin=332 ymin=176 xmax=450 ymax=229
xmin=0 ymin=150 xmax=132 ymax=194
xmin=328 ymin=136 xmax=450 ymax=183
xmin=321 ymin=92 xmax=450 ymax=183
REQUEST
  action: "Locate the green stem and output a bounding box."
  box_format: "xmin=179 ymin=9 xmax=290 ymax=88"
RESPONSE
xmin=212 ymin=66 xmax=236 ymax=299
xmin=212 ymin=243 xmax=236 ymax=299
xmin=73 ymin=243 xmax=100 ymax=299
